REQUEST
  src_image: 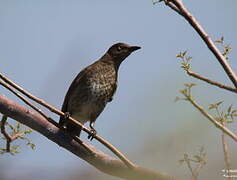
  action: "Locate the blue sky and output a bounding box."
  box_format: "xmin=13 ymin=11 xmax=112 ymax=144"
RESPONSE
xmin=1 ymin=1 xmax=237 ymax=179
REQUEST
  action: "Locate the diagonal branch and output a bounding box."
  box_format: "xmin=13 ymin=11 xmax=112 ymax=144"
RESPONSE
xmin=0 ymin=80 xmax=54 ymax=123
xmin=0 ymin=73 xmax=134 ymax=168
xmin=0 ymin=95 xmax=173 ymax=180
xmin=163 ymin=0 xmax=183 ymax=16
xmin=182 ymin=92 xmax=237 ymax=142
xmin=186 ymin=70 xmax=237 ymax=94
xmin=165 ymin=0 xmax=237 ymax=88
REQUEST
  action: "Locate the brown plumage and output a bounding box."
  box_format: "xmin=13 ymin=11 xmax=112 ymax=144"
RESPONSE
xmin=59 ymin=42 xmax=141 ymax=139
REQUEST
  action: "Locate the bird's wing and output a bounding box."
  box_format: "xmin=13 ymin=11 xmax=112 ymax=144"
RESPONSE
xmin=59 ymin=67 xmax=88 ymax=124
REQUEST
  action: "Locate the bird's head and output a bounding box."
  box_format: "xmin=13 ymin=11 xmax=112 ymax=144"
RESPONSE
xmin=106 ymin=42 xmax=141 ymax=65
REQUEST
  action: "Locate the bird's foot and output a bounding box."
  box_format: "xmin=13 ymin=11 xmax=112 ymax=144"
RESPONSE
xmin=59 ymin=112 xmax=71 ymax=130
xmin=88 ymin=128 xmax=97 ymax=141
xmin=64 ymin=112 xmax=71 ymax=120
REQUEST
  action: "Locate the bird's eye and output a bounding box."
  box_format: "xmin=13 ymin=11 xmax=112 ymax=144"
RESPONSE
xmin=117 ymin=46 xmax=122 ymax=51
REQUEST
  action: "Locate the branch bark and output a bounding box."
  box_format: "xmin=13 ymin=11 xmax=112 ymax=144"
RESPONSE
xmin=186 ymin=70 xmax=237 ymax=94
xmin=0 ymin=73 xmax=134 ymax=168
xmin=0 ymin=95 xmax=173 ymax=180
xmin=165 ymin=0 xmax=237 ymax=88
xmin=182 ymin=92 xmax=237 ymax=142
xmin=221 ymin=121 xmax=231 ymax=179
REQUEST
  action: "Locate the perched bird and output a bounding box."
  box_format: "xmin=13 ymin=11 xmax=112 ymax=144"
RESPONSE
xmin=59 ymin=42 xmax=141 ymax=140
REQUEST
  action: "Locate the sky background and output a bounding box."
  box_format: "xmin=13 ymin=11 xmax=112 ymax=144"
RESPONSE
xmin=1 ymin=0 xmax=237 ymax=179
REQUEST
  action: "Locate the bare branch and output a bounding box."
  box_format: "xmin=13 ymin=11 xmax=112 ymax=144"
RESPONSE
xmin=0 ymin=73 xmax=134 ymax=168
xmin=0 ymin=95 xmax=173 ymax=180
xmin=221 ymin=120 xmax=231 ymax=179
xmin=0 ymin=80 xmax=55 ymax=123
xmin=182 ymin=91 xmax=237 ymax=142
xmin=164 ymin=0 xmax=237 ymax=88
xmin=1 ymin=115 xmax=12 ymax=152
xmin=183 ymin=154 xmax=197 ymax=180
xmin=186 ymin=70 xmax=237 ymax=94
xmin=179 ymin=147 xmax=206 ymax=180
xmin=0 ymin=115 xmax=22 ymax=152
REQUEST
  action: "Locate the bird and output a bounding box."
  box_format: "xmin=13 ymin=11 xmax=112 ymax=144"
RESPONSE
xmin=59 ymin=42 xmax=141 ymax=140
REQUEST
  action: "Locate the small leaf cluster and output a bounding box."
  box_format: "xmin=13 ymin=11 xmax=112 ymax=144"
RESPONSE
xmin=215 ymin=36 xmax=232 ymax=60
xmin=0 ymin=145 xmax=20 ymax=155
xmin=208 ymin=101 xmax=236 ymax=124
xmin=179 ymin=147 xmax=206 ymax=178
xmin=176 ymin=51 xmax=192 ymax=71
xmin=179 ymin=146 xmax=206 ymax=165
xmin=175 ymin=83 xmax=196 ymax=102
xmin=0 ymin=121 xmax=35 ymax=155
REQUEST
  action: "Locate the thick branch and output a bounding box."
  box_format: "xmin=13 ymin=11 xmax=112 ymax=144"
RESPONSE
xmin=166 ymin=0 xmax=237 ymax=88
xmin=0 ymin=73 xmax=134 ymax=168
xmin=0 ymin=95 xmax=173 ymax=180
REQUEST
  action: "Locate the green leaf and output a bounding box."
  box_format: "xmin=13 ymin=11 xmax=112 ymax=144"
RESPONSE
xmin=16 ymin=123 xmax=21 ymax=131
xmin=24 ymin=129 xmax=33 ymax=134
xmin=182 ymin=51 xmax=187 ymax=57
xmin=216 ymin=101 xmax=223 ymax=106
xmin=186 ymin=56 xmax=192 ymax=61
xmin=227 ymin=104 xmax=233 ymax=114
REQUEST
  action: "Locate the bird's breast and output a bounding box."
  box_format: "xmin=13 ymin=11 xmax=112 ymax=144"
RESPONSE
xmin=87 ymin=67 xmax=117 ymax=102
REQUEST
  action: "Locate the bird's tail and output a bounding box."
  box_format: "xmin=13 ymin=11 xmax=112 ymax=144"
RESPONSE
xmin=59 ymin=117 xmax=82 ymax=137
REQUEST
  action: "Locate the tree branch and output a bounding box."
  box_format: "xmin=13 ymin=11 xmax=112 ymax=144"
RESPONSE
xmin=165 ymin=0 xmax=237 ymax=88
xmin=221 ymin=121 xmax=231 ymax=179
xmin=182 ymin=92 xmax=237 ymax=142
xmin=186 ymin=70 xmax=237 ymax=94
xmin=0 ymin=115 xmax=22 ymax=152
xmin=183 ymin=154 xmax=197 ymax=180
xmin=0 ymin=95 xmax=173 ymax=180
xmin=0 ymin=73 xmax=134 ymax=168
xmin=1 ymin=115 xmax=12 ymax=152
xmin=164 ymin=0 xmax=182 ymax=16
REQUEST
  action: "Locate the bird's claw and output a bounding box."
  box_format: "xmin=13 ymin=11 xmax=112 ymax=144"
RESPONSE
xmin=64 ymin=112 xmax=70 ymax=120
xmin=88 ymin=129 xmax=97 ymax=141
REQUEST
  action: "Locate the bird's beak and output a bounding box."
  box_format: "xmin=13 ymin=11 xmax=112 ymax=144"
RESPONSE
xmin=129 ymin=46 xmax=141 ymax=52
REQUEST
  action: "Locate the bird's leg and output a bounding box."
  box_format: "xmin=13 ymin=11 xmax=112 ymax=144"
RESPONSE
xmin=64 ymin=112 xmax=71 ymax=119
xmin=60 ymin=112 xmax=71 ymax=128
xmin=88 ymin=121 xmax=97 ymax=141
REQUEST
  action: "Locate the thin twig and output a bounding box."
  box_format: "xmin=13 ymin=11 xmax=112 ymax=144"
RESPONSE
xmin=0 ymin=80 xmax=58 ymax=126
xmin=183 ymin=154 xmax=197 ymax=180
xmin=0 ymin=73 xmax=135 ymax=168
xmin=193 ymin=163 xmax=202 ymax=179
xmin=186 ymin=70 xmax=237 ymax=94
xmin=166 ymin=0 xmax=237 ymax=88
xmin=183 ymin=93 xmax=237 ymax=142
xmin=0 ymin=115 xmax=20 ymax=152
xmin=1 ymin=115 xmax=11 ymax=151
xmin=221 ymin=120 xmax=232 ymax=180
